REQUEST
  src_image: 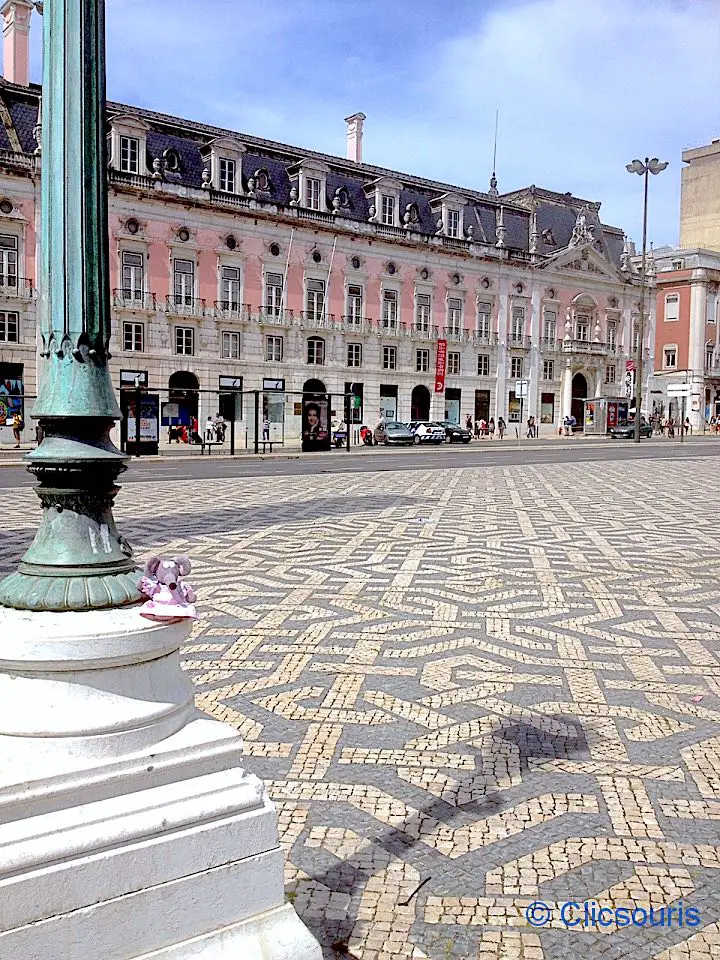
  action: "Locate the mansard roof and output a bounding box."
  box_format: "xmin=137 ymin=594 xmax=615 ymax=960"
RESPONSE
xmin=0 ymin=78 xmax=627 ymax=268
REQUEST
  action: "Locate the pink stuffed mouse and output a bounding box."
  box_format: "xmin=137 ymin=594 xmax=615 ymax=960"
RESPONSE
xmin=138 ymin=555 xmax=197 ymax=621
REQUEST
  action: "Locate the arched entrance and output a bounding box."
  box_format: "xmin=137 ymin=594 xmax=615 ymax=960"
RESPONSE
xmin=302 ymin=378 xmax=326 ymax=397
xmin=571 ymin=372 xmax=588 ymax=428
xmin=169 ymin=371 xmax=199 ymax=427
xmin=411 ymin=384 xmax=430 ymax=421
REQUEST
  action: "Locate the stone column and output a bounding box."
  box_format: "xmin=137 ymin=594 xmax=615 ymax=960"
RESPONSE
xmin=528 ymin=285 xmax=541 ymax=427
xmin=689 ymin=271 xmax=707 ymax=430
xmin=494 ymin=275 xmax=508 ymax=420
xmin=560 ymin=361 xmax=573 ymax=421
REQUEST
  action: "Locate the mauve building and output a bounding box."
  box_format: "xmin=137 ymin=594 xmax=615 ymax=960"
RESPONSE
xmin=0 ymin=0 xmax=654 ymax=445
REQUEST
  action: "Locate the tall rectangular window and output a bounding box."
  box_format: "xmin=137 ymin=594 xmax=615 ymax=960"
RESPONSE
xmin=306 ymin=278 xmax=325 ymax=320
xmin=606 ymin=320 xmax=617 ymax=349
xmin=447 ymin=351 xmax=460 ymax=375
xmin=416 ymin=348 xmax=429 ymax=372
xmin=575 ymin=314 xmax=589 ymax=341
xmin=221 ymin=331 xmax=241 ymax=359
xmin=447 ymin=209 xmax=460 ymax=238
xmin=416 ymin=293 xmax=431 ymax=331
xmin=347 ymin=343 xmax=362 ymax=367
xmin=0 ymin=235 xmax=18 ymax=289
xmin=173 ymin=259 xmax=194 ymax=305
xmin=605 ymin=364 xmax=616 ymax=384
xmin=266 ymin=334 xmax=283 ymax=361
xmin=511 ymin=306 xmax=525 ymax=342
xmin=477 ymin=301 xmax=491 ymax=338
xmin=477 ymin=354 xmax=490 ymax=376
xmin=381 ymin=195 xmax=395 ymax=226
xmin=663 ymin=347 xmax=677 ymax=369
xmin=0 ymin=310 xmax=19 ymax=342
xmin=382 ymin=289 xmax=398 ymax=328
xmin=543 ymin=359 xmax=554 ymax=380
xmin=347 ymin=284 xmax=363 ymax=323
xmin=219 ymin=158 xmax=236 ymax=193
xmin=708 ymin=293 xmax=717 ymax=324
xmin=706 ymin=344 xmax=715 ymax=368
xmin=305 ymin=177 xmax=321 ymax=210
xmin=221 ymin=265 xmax=241 ymax=310
xmin=123 ymin=321 xmax=143 ymax=352
xmin=542 ymin=309 xmax=556 ymax=341
xmin=383 ymin=345 xmax=397 ymax=370
xmin=121 ymin=251 xmax=144 ymax=300
xmin=265 ymin=272 xmax=284 ymax=316
xmin=665 ymin=294 xmax=679 ymax=321
xmin=511 ymin=356 xmax=523 ymax=378
xmin=119 ymin=136 xmax=139 ymax=174
xmin=447 ymin=297 xmax=462 ymax=333
xmin=307 ymin=336 xmax=325 ymax=365
xmin=175 ymin=327 xmax=194 ymax=355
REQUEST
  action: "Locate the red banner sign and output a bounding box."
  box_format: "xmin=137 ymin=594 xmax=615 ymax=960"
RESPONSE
xmin=626 ymin=359 xmax=635 ymax=373
xmin=435 ymin=339 xmax=447 ymax=393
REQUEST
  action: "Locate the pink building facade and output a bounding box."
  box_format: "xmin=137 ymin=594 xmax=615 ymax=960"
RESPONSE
xmin=0 ymin=4 xmax=653 ymax=444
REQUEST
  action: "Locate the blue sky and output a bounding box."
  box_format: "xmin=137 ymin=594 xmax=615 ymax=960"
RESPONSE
xmin=23 ymin=0 xmax=720 ymax=248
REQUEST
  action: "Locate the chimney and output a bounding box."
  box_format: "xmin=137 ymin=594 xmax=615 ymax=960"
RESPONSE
xmin=2 ymin=0 xmax=33 ymax=86
xmin=345 ymin=112 xmax=366 ymax=163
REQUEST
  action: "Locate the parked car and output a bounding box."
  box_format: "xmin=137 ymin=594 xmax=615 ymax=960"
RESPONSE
xmin=610 ymin=418 xmax=652 ymax=439
xmin=373 ymin=421 xmax=415 ymax=445
xmin=406 ymin=421 xmax=446 ymax=445
xmin=437 ymin=420 xmax=472 ymax=443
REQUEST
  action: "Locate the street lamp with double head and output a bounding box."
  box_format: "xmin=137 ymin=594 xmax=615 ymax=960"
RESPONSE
xmin=626 ymin=157 xmax=668 ymax=443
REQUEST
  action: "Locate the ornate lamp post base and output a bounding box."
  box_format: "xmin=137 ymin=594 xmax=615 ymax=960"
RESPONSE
xmin=0 ymin=605 xmax=321 ymax=960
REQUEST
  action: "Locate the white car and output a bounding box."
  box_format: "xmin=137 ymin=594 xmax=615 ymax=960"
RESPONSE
xmin=406 ymin=421 xmax=446 ymax=445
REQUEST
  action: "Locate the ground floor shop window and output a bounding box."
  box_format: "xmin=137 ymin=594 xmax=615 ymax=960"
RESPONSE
xmin=541 ymin=391 xmax=555 ymax=424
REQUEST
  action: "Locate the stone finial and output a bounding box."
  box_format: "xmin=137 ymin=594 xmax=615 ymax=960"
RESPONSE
xmin=200 ymin=165 xmax=211 ymax=189
xmin=495 ymin=206 xmax=506 ymax=248
xmin=529 ymin=204 xmax=539 ymax=257
xmin=368 ymin=203 xmax=377 ymax=223
xmin=488 ymin=172 xmax=498 ymax=198
xmin=289 ymin=185 xmax=299 ymax=207
xmin=345 ymin=112 xmax=366 ymax=163
xmin=620 ymin=235 xmax=632 ymax=273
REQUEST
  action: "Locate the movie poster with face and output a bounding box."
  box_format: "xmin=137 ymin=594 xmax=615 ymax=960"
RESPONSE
xmin=302 ymin=396 xmax=330 ymax=451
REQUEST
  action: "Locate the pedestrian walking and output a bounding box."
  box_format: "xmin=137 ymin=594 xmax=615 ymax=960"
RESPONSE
xmin=683 ymin=416 xmax=691 ymax=436
xmin=474 ymin=418 xmax=481 ymax=439
xmin=526 ymin=416 xmax=535 ymax=439
xmin=488 ymin=417 xmax=495 ymax=439
xmin=465 ymin=413 xmax=473 ymax=431
xmin=11 ymin=411 xmax=23 ymax=448
xmin=497 ymin=417 xmax=506 ymax=439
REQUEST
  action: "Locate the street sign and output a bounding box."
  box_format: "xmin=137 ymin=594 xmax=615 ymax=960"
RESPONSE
xmin=515 ymin=379 xmax=529 ymax=398
xmin=667 ymin=384 xmax=691 ymax=397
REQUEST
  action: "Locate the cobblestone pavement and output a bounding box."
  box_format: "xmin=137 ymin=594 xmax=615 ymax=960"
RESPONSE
xmin=2 ymin=458 xmax=720 ymax=959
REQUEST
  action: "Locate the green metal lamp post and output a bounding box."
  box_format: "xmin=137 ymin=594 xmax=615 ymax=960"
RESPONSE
xmin=0 ymin=0 xmax=139 ymax=610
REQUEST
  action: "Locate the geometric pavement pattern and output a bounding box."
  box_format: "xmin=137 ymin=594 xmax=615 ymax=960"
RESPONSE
xmin=1 ymin=457 xmax=720 ymax=959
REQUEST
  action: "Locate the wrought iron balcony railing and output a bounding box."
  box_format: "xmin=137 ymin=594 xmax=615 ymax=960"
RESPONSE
xmin=113 ymin=290 xmax=157 ymax=311
xmin=257 ymin=308 xmax=294 ymax=326
xmin=213 ymin=301 xmax=252 ymax=321
xmin=165 ymin=295 xmax=206 ymax=317
xmin=299 ymin=312 xmax=336 ymax=329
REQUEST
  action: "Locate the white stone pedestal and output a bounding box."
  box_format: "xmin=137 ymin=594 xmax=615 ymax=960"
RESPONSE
xmin=0 ymin=607 xmax=321 ymax=960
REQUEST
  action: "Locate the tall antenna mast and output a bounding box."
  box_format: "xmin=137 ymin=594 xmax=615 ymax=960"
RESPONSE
xmin=489 ymin=109 xmax=499 ymax=197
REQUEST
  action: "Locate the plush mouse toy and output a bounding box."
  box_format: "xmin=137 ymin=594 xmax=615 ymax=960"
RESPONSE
xmin=138 ymin=555 xmax=197 ymax=621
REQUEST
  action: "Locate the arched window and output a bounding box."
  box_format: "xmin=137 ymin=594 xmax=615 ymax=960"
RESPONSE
xmin=307 ymin=336 xmax=325 ymax=365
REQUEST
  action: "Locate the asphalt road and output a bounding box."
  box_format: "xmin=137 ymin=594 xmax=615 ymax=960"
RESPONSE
xmin=0 ymin=436 xmax=718 ymax=487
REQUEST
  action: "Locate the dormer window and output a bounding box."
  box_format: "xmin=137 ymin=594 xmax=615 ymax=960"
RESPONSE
xmin=430 ymin=192 xmax=467 ymax=239
xmin=201 ymin=137 xmax=246 ymax=194
xmin=305 ymin=177 xmax=321 ymax=210
xmin=109 ymin=114 xmax=150 ymax=176
xmin=447 ymin=209 xmax=460 ymax=238
xmin=381 ymin=195 xmax=396 ymax=226
xmin=120 ymin=136 xmax=139 ymax=174
xmin=219 ymin=158 xmax=236 ymax=193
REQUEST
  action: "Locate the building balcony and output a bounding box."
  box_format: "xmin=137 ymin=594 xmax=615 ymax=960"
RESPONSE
xmin=508 ymin=333 xmax=531 ymax=349
xmin=341 ymin=315 xmax=371 ymax=334
xmin=213 ymin=301 xmax=252 ymax=321
xmin=0 ymin=277 xmax=34 ymax=300
xmin=444 ymin=327 xmax=470 ymax=342
xmin=472 ymin=331 xmax=498 ymax=346
xmin=0 ymin=149 xmax=35 ymax=173
xmin=108 ymin=169 xmax=156 ymax=191
xmin=411 ymin=324 xmax=439 ymax=341
xmin=375 ymin=223 xmax=407 ymax=240
xmin=440 ymin=235 xmax=471 ymax=252
xmin=298 ymin=208 xmax=335 ymax=225
xmin=113 ymin=290 xmax=157 ymax=312
xmin=562 ymin=338 xmax=617 ymax=356
xmin=540 ymin=338 xmax=562 ymax=352
xmin=257 ymin=308 xmax=294 ymax=326
xmin=165 ymin=295 xmax=207 ymax=317
xmin=298 ymin=312 xmax=337 ymax=330
xmin=378 ymin=319 xmax=404 ymax=337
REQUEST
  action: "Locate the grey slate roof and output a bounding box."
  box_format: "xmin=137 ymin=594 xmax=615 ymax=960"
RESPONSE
xmin=0 ymin=79 xmax=627 ymax=268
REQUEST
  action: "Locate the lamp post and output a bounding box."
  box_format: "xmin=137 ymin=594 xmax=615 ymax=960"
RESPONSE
xmin=626 ymin=157 xmax=668 ymax=443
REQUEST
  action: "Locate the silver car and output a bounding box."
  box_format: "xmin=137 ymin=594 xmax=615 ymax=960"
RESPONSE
xmin=373 ymin=421 xmax=415 ymax=445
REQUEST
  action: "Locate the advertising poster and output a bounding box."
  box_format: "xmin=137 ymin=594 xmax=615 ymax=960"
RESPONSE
xmin=126 ymin=394 xmax=160 ymax=442
xmin=435 ymin=339 xmax=447 ymax=393
xmin=0 ymin=377 xmax=23 ymax=425
xmin=302 ymin=395 xmax=330 ymax=451
xmin=607 ymin=402 xmax=618 ymax=429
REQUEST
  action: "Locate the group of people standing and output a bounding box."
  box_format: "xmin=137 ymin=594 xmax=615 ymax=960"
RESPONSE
xmin=467 ymin=414 xmax=507 ymax=439
xmin=652 ymin=413 xmax=690 ymax=437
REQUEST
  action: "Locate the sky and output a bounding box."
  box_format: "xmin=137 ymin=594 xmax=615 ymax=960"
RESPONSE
xmin=21 ymin=0 xmax=720 ymax=249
